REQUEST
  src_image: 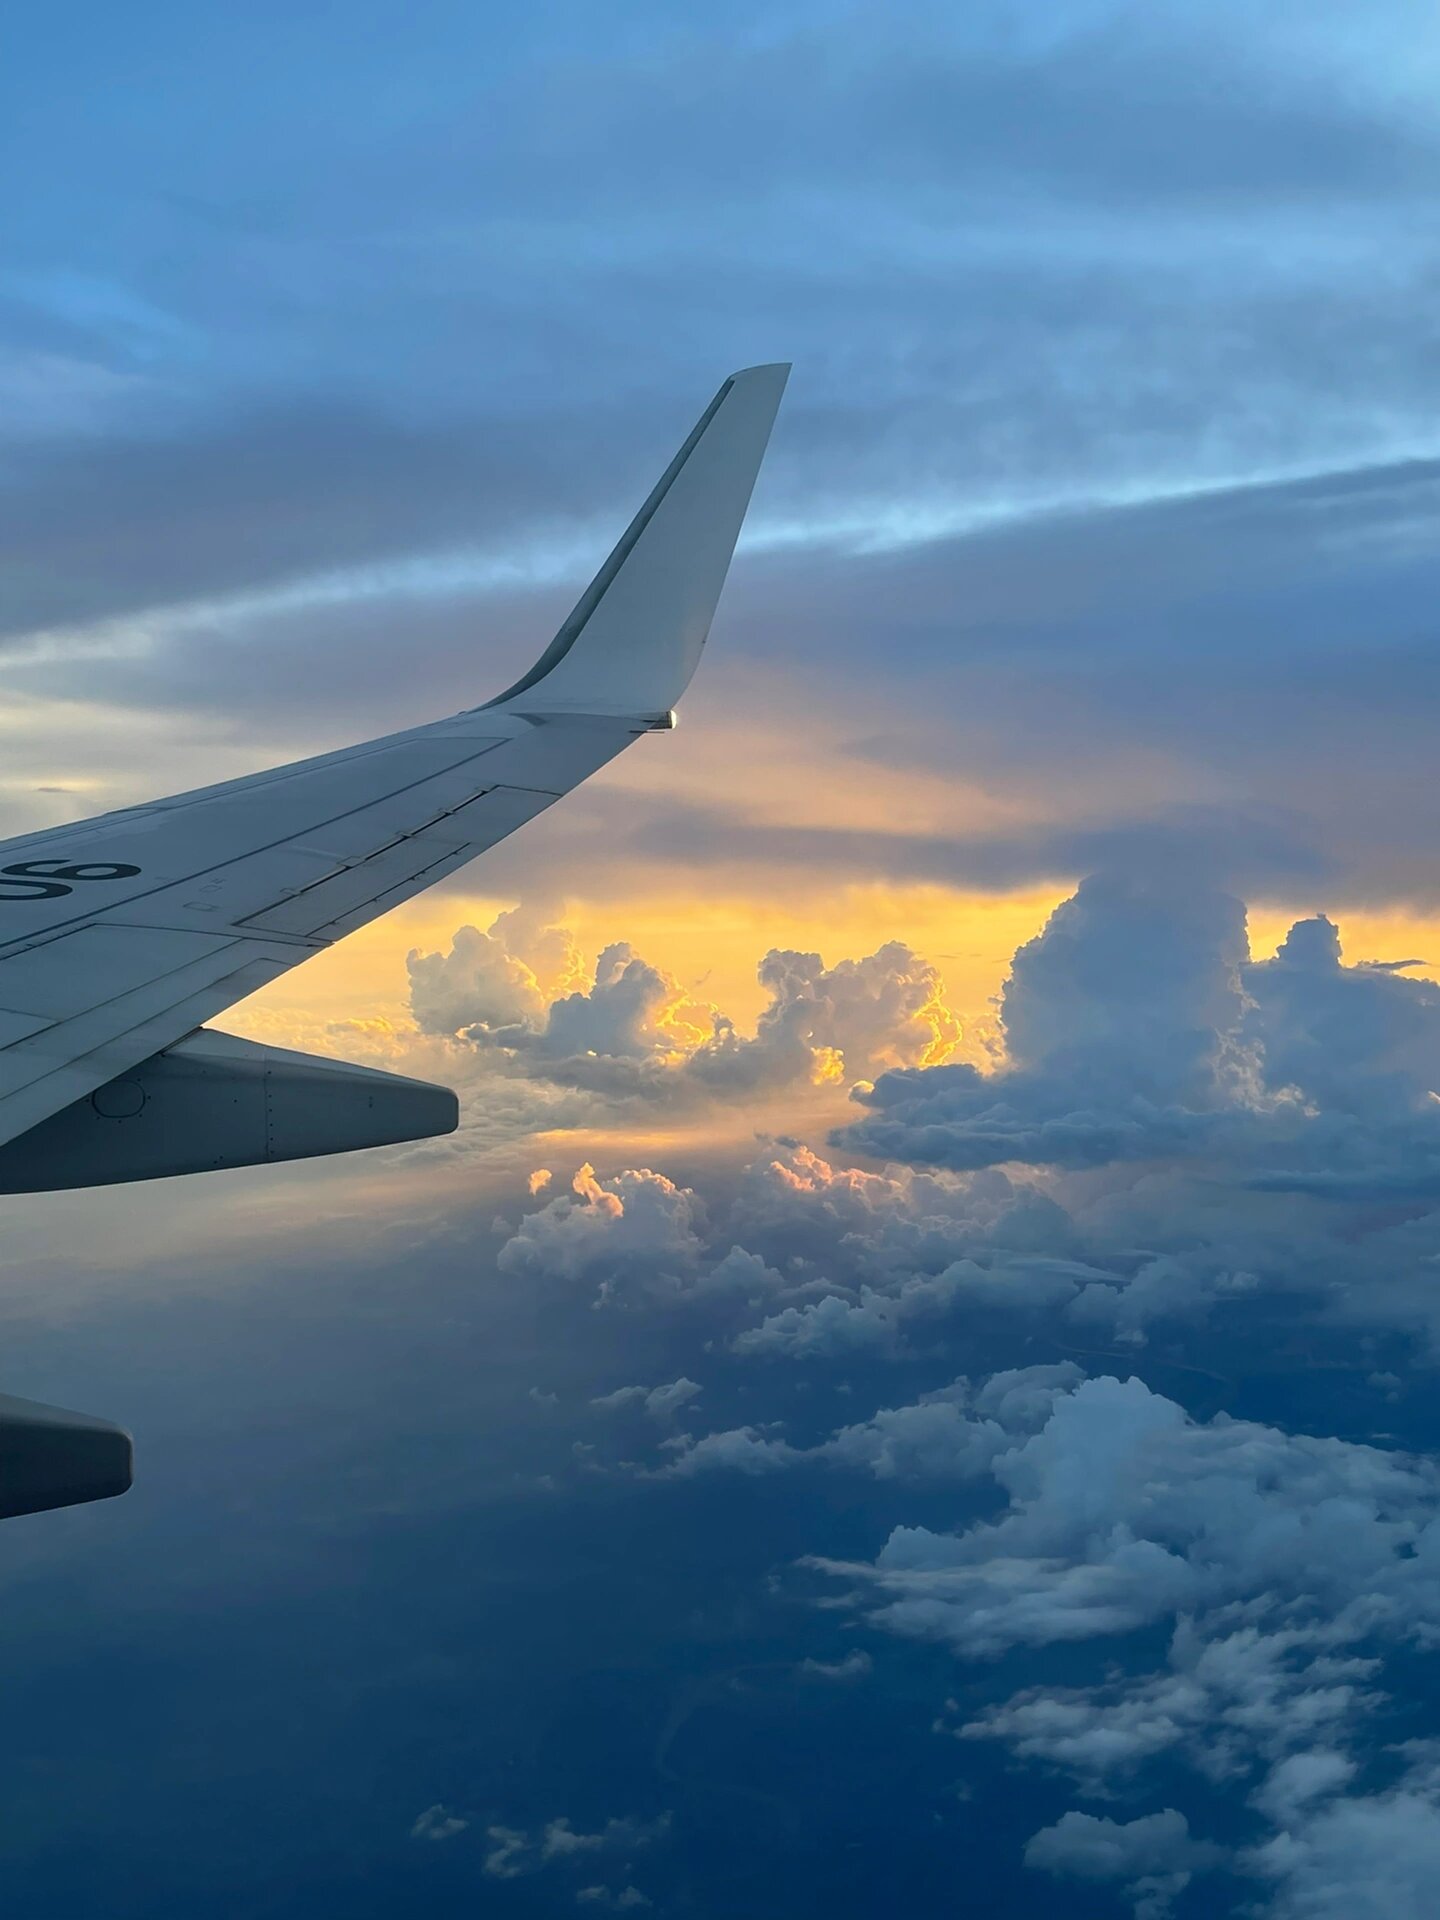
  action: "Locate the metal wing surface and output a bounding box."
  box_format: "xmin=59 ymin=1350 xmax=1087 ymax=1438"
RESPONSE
xmin=0 ymin=363 xmax=789 ymax=1156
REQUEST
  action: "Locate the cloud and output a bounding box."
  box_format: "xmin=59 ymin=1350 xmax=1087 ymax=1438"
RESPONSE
xmin=484 ymin=1812 xmax=670 ymax=1881
xmin=840 ymin=870 xmax=1268 ymax=1171
xmin=711 ymin=1140 xmax=1274 ymax=1355
xmin=409 ymin=1803 xmax=469 ymax=1842
xmin=685 ymin=942 xmax=960 ymax=1092
xmin=498 ymin=1165 xmax=707 ymax=1302
xmin=408 ymin=907 xmax=579 ymax=1037
xmin=409 ymin=922 xmax=963 ymax=1114
xmin=732 ymin=1255 xmax=1114 ymax=1359
xmin=492 ymin=1119 xmax=1285 ymax=1373
xmin=468 ymin=884 xmax=1440 ymax=1370
xmin=825 ymin=1372 xmax=1440 ymax=1657
xmin=733 ymin=1290 xmax=905 ymax=1360
xmin=1025 ymin=1808 xmax=1224 ymax=1919
xmin=1253 ymin=1751 xmax=1359 ymax=1827
xmin=958 ymin=1623 xmax=1382 ymax=1796
xmin=697 ymin=1360 xmax=1440 ymax=1911
xmin=663 ymin=1366 xmax=1082 ymax=1484
xmin=725 ymin=1143 xmax=1073 ymax=1288
xmin=799 ymin=1649 xmax=873 ymax=1680
xmin=661 ymin=1424 xmax=800 ymax=1479
xmin=840 ymin=872 xmax=1440 ymax=1190
xmin=592 ymin=1377 xmax=702 ymax=1420
xmin=1246 ymin=914 xmax=1440 ymax=1119
xmin=644 ymin=1348 xmax=1440 ymax=1884
xmin=1245 ymin=1750 xmax=1440 ymax=1919
xmin=21 ymin=8 xmax=1440 ymax=1916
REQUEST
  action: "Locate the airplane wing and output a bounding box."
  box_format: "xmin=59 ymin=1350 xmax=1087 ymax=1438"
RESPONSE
xmin=0 ymin=362 xmax=789 ymax=1178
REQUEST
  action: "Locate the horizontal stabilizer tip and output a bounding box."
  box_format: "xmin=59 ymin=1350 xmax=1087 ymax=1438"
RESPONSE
xmin=486 ymin=362 xmax=790 ymax=717
xmin=0 ymin=1393 xmax=133 ymax=1519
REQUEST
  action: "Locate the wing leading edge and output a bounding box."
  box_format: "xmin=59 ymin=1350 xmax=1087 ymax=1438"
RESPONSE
xmin=0 ymin=363 xmax=789 ymax=1164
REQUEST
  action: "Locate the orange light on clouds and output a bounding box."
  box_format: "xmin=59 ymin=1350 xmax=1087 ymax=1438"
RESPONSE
xmin=224 ymin=878 xmax=1068 ymax=1059
xmin=1248 ymin=903 xmax=1440 ymax=981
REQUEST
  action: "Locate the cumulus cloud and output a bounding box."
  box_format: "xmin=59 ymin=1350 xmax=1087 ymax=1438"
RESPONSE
xmin=592 ymin=1378 xmax=702 ymax=1420
xmin=958 ymin=1621 xmax=1382 ymax=1796
xmin=733 ymin=1254 xmax=1120 ymax=1358
xmin=409 ymin=1804 xmax=469 ymax=1842
xmin=800 ymin=1649 xmax=873 ymax=1680
xmin=496 ymin=1130 xmax=1279 ymax=1365
xmin=676 ymin=1360 xmax=1440 ymax=1915
xmin=684 ymin=942 xmax=960 ymax=1094
xmin=1025 ymin=1808 xmax=1223 ymax=1919
xmin=663 ymin=1366 xmax=1082 ymax=1484
xmin=403 ymin=880 xmax=1440 ymax=1916
xmin=484 ymin=1813 xmax=670 ymax=1881
xmin=841 ymin=873 xmax=1440 ymax=1182
xmin=498 ymin=1164 xmax=707 ymax=1301
xmin=538 ymin=943 xmax=709 ymax=1074
xmin=709 ymin=1141 xmax=1276 ymax=1354
xmin=1245 ymin=916 xmax=1440 ymax=1120
xmin=407 ymin=920 xmax=962 ymax=1112
xmin=661 ymin=1424 xmax=801 ymax=1479
xmin=725 ymin=1143 xmax=1074 ymax=1290
xmin=734 ymin=1290 xmax=905 ymax=1360
xmin=649 ymin=1350 xmax=1440 ymax=1885
xmin=1253 ymin=1751 xmax=1359 ymax=1826
xmin=829 ymin=1373 xmax=1440 ymax=1657
xmin=408 ymin=922 xmax=549 ymax=1038
xmin=1246 ymin=1749 xmax=1440 ymax=1919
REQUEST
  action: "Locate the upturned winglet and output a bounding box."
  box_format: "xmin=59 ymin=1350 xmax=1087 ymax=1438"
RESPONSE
xmin=484 ymin=363 xmax=790 ymax=717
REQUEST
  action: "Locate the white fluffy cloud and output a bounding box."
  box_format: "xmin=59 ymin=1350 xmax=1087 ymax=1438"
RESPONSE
xmin=498 ymin=1164 xmax=707 ymax=1301
xmin=483 ymin=1812 xmax=670 ymax=1881
xmin=685 ymin=942 xmax=961 ymax=1094
xmin=408 ymin=922 xmax=548 ymax=1037
xmin=842 ymin=875 xmax=1440 ymax=1181
xmin=1025 ymin=1808 xmax=1223 ymax=1919
xmin=1246 ymin=1750 xmax=1440 ymax=1919
xmin=800 ymin=1649 xmax=873 ymax=1680
xmin=663 ymin=1366 xmax=1082 ymax=1484
xmin=830 ymin=1373 xmax=1440 ymax=1658
xmin=958 ymin=1621 xmax=1383 ymax=1795
xmin=407 ymin=918 xmax=963 ymax=1111
xmin=408 ymin=902 xmax=585 ymax=1037
xmin=493 ymin=1114 xmax=1398 ymax=1376
xmin=409 ymin=1803 xmax=469 ymax=1842
xmin=668 ymin=1355 xmax=1440 ymax=1914
xmin=592 ymin=1378 xmax=702 ymax=1420
xmin=448 ymin=876 xmax=1440 ymax=1919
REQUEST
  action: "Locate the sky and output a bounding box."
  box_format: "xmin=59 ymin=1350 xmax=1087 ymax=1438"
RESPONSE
xmin=6 ymin=2 xmax=1440 ymax=1914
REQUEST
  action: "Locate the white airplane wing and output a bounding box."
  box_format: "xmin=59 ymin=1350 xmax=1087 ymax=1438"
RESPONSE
xmin=0 ymin=362 xmax=789 ymax=1185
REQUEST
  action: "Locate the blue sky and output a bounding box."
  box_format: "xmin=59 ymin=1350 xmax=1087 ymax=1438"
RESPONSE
xmin=8 ymin=3 xmax=1440 ymax=1916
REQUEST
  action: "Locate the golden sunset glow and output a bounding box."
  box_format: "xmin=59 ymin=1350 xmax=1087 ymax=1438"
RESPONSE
xmin=1248 ymin=903 xmax=1440 ymax=981
xmin=224 ymin=879 xmax=1068 ymax=1059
